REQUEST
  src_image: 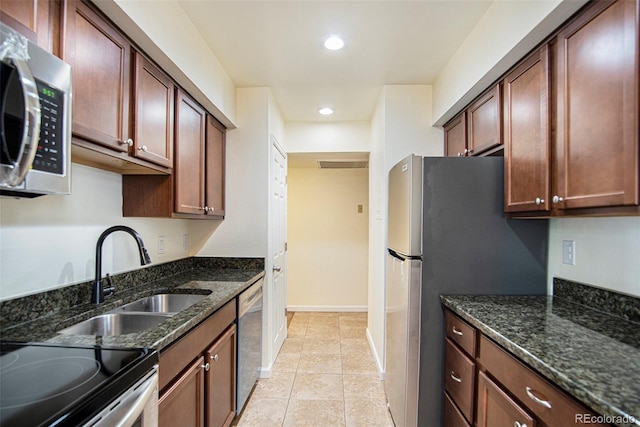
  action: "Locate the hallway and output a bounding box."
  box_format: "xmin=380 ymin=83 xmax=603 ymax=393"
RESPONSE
xmin=236 ymin=312 xmax=393 ymax=426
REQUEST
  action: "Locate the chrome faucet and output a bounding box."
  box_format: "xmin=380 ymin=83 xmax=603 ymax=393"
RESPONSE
xmin=91 ymin=225 xmax=152 ymax=304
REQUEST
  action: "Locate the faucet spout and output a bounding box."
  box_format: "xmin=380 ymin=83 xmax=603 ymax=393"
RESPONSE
xmin=91 ymin=225 xmax=152 ymax=304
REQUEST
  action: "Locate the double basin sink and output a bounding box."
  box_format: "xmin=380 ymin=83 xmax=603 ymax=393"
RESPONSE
xmin=58 ymin=293 xmax=208 ymax=336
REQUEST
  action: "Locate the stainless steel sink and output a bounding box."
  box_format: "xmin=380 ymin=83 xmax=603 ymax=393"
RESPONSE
xmin=115 ymin=293 xmax=207 ymax=314
xmin=58 ymin=312 xmax=171 ymax=336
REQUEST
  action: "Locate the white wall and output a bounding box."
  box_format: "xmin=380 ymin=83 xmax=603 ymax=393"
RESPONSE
xmin=368 ymin=85 xmax=443 ymax=375
xmin=548 ymin=217 xmax=640 ymax=297
xmin=287 ymin=167 xmax=369 ymax=311
xmin=96 ymin=0 xmax=237 ymax=128
xmin=285 ymin=121 xmax=371 ymax=153
xmin=0 ymin=164 xmax=192 ymax=301
xmin=432 ymin=0 xmax=586 ymax=126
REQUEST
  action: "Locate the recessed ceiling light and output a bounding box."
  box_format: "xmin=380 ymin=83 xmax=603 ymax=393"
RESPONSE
xmin=324 ymin=36 xmax=344 ymax=51
xmin=318 ymin=107 xmax=334 ymax=116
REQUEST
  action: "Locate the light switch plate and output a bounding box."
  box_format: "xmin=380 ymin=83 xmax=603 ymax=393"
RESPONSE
xmin=562 ymin=240 xmax=575 ymax=265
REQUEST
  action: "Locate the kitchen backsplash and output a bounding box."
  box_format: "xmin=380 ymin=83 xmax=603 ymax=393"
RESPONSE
xmin=0 ymin=257 xmax=264 ymax=330
xmin=553 ymin=277 xmax=640 ymax=323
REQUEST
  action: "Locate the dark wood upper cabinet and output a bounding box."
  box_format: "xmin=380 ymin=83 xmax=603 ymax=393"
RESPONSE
xmin=64 ymin=0 xmax=131 ymax=152
xmin=467 ymin=84 xmax=502 ymax=156
xmin=206 ymin=116 xmax=226 ymax=217
xmin=0 ymin=0 xmax=61 ymax=55
xmin=444 ymin=112 xmax=467 ymax=157
xmin=554 ymin=0 xmax=639 ymax=211
xmin=504 ymin=45 xmax=551 ymax=213
xmin=175 ymin=89 xmax=207 ymax=215
xmin=133 ymin=52 xmax=174 ymax=168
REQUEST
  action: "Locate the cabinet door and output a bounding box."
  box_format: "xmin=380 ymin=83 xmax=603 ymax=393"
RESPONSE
xmin=64 ymin=0 xmax=131 ymax=151
xmin=133 ymin=52 xmax=174 ymax=168
xmin=444 ymin=112 xmax=467 ymax=157
xmin=477 ymin=371 xmax=536 ymax=427
xmin=159 ymin=356 xmax=206 ymax=427
xmin=467 ymin=84 xmax=502 ymax=156
xmin=175 ymin=89 xmax=206 ymax=215
xmin=555 ymin=0 xmax=638 ymax=210
xmin=206 ymin=116 xmax=226 ymax=217
xmin=504 ymin=45 xmax=551 ymax=213
xmin=206 ymin=325 xmax=236 ymax=427
xmin=1 ymin=0 xmax=59 ymax=54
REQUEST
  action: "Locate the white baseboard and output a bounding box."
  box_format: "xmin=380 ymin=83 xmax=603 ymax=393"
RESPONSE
xmin=287 ymin=305 xmax=368 ymax=312
xmin=366 ymin=327 xmax=385 ymax=380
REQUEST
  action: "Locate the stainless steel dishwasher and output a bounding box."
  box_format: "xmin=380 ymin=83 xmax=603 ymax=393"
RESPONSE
xmin=236 ymin=277 xmax=263 ymax=414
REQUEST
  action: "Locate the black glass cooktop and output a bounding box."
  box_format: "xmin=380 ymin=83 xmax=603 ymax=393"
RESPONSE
xmin=0 ymin=342 xmax=157 ymax=426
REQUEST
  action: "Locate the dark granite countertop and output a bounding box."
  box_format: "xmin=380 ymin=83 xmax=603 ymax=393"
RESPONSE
xmin=441 ymin=293 xmax=640 ymax=427
xmin=0 ymin=258 xmax=264 ymax=352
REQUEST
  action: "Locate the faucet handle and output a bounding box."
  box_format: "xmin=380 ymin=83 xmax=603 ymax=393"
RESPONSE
xmin=104 ymin=274 xmax=116 ymax=297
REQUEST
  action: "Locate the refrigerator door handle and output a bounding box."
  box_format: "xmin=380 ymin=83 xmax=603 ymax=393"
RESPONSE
xmin=388 ymin=249 xmax=406 ymax=261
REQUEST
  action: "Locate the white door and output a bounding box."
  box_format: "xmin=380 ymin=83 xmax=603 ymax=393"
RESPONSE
xmin=271 ymin=137 xmax=287 ymax=359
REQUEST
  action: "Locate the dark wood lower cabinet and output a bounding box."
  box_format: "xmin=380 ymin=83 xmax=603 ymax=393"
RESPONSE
xmin=159 ymin=356 xmax=205 ymax=427
xmin=159 ymin=300 xmax=237 ymax=427
xmin=443 ymin=309 xmax=610 ymax=427
xmin=477 ymin=371 xmax=536 ymax=427
xmin=206 ymin=325 xmax=236 ymax=427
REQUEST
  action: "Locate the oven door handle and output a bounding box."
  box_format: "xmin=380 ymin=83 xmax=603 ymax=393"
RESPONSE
xmin=1 ymin=55 xmax=41 ymax=187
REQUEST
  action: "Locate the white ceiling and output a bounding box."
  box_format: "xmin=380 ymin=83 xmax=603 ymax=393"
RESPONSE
xmin=178 ymin=1 xmax=493 ymax=122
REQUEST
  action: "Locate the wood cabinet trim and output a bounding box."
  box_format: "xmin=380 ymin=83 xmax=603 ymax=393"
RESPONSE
xmin=467 ymin=83 xmax=502 ymax=156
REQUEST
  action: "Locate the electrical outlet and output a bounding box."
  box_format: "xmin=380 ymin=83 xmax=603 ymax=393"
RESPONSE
xmin=562 ymin=240 xmax=575 ymax=265
xmin=157 ymin=236 xmax=166 ymax=255
xmin=183 ymin=234 xmax=190 ymax=251
xmin=357 ymin=204 xmax=363 ymax=213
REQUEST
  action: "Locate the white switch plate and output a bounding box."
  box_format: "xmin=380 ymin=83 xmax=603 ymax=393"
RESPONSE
xmin=562 ymin=240 xmax=575 ymax=265
xmin=183 ymin=234 xmax=190 ymax=251
xmin=157 ymin=236 xmax=166 ymax=255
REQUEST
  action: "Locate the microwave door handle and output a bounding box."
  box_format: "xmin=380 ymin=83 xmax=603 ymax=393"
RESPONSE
xmin=2 ymin=56 xmax=41 ymax=187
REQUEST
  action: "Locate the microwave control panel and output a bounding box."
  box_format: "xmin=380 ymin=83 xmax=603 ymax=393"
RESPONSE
xmin=33 ymin=80 xmax=64 ymax=176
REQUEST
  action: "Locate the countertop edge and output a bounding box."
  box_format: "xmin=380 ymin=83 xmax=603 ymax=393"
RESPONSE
xmin=440 ymin=295 xmax=640 ymax=427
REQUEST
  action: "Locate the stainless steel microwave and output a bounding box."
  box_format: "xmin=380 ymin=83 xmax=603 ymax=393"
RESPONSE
xmin=0 ymin=21 xmax=72 ymax=198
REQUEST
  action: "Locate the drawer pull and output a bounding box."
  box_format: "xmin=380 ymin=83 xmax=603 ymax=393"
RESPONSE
xmin=526 ymin=386 xmax=552 ymax=409
xmin=450 ymin=371 xmax=462 ymax=383
xmin=201 ymin=362 xmax=210 ymax=371
xmin=452 ymin=326 xmax=464 ymax=336
xmin=514 ymin=422 xmax=528 ymax=427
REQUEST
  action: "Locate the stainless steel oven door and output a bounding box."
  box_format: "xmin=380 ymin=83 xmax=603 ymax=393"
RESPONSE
xmin=84 ymin=365 xmax=159 ymax=427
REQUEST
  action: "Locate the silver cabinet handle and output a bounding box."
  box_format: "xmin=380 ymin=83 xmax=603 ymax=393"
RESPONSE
xmin=450 ymin=371 xmax=462 ymax=383
xmin=515 ymin=422 xmax=528 ymax=427
xmin=452 ymin=326 xmax=464 ymax=336
xmin=210 ymin=354 xmax=219 ymax=362
xmin=464 ymin=148 xmax=471 ymax=155
xmin=525 ymin=387 xmax=552 ymax=409
xmin=457 ymin=152 xmax=463 ymax=157
xmin=201 ymin=362 xmax=210 ymax=371
xmin=138 ymin=145 xmax=148 ymax=152
xmin=552 ymin=195 xmax=564 ymax=204
xmin=120 ymin=138 xmax=134 ymax=147
xmin=535 ymin=197 xmax=545 ymax=205
xmin=273 ymin=266 xmax=282 ymax=272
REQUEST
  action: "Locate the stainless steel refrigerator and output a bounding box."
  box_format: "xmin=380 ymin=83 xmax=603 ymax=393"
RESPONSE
xmin=385 ymin=155 xmax=548 ymax=427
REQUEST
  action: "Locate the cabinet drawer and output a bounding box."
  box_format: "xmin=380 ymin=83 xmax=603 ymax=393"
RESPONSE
xmin=477 ymin=371 xmax=536 ymax=427
xmin=445 ymin=310 xmax=476 ymax=357
xmin=444 ymin=338 xmax=476 ymax=423
xmin=443 ymin=392 xmax=471 ymax=427
xmin=478 ymin=335 xmax=608 ymax=427
xmin=160 ymin=299 xmax=236 ymax=391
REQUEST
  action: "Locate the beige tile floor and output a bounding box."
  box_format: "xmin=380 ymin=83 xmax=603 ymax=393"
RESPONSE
xmin=235 ymin=312 xmax=394 ymax=427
